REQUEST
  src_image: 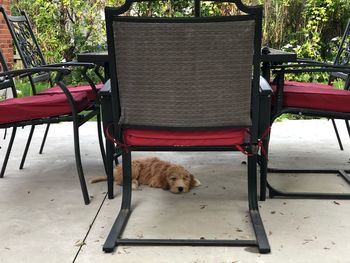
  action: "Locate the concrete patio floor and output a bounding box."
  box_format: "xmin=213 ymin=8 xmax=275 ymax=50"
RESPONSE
xmin=1 ymin=119 xmax=350 ymax=263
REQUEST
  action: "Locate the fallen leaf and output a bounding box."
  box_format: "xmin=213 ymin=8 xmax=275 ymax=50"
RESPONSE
xmin=200 ymin=205 xmax=207 ymax=209
xmin=333 ymin=201 xmax=340 ymax=205
xmin=270 ymin=211 xmax=276 ymax=214
xmin=74 ymin=240 xmax=86 ymax=247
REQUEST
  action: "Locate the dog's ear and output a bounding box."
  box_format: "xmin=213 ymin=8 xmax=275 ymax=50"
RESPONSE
xmin=160 ymin=175 xmax=170 ymax=190
xmin=190 ymin=174 xmax=201 ymax=188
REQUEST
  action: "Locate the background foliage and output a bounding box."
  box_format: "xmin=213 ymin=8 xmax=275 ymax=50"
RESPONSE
xmin=9 ymin=0 xmax=350 ymax=84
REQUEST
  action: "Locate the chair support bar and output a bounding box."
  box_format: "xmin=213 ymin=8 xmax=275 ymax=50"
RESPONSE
xmin=267 ymin=169 xmax=350 ymax=199
xmin=103 ymin=208 xmax=269 ymax=253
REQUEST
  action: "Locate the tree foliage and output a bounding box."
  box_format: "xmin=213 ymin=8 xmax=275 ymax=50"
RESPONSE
xmin=10 ymin=0 xmax=350 ymax=68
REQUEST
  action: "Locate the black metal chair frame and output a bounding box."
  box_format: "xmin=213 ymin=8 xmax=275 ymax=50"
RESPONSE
xmin=101 ymin=0 xmax=270 ymax=254
xmin=0 ymin=6 xmax=107 ymax=205
xmin=0 ymin=48 xmax=97 ymax=204
xmin=259 ymin=23 xmax=350 ymax=200
xmin=0 ymin=6 xmax=106 ymax=178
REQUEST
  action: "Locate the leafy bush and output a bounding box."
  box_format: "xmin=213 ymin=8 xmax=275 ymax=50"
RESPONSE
xmin=10 ymin=0 xmax=350 ymax=91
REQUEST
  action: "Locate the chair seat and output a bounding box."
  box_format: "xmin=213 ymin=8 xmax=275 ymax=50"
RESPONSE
xmin=39 ymin=83 xmax=103 ymax=101
xmin=273 ymin=80 xmax=350 ymax=112
xmin=0 ymin=93 xmax=89 ymax=124
xmin=123 ymin=128 xmax=248 ymax=147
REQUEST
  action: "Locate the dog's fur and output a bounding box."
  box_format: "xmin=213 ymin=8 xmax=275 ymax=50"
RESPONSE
xmin=91 ymin=157 xmax=200 ymax=193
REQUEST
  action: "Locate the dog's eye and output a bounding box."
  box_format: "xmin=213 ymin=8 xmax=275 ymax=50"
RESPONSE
xmin=170 ymin=177 xmax=177 ymax=181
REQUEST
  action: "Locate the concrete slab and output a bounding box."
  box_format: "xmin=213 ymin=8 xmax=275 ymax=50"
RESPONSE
xmin=1 ymin=120 xmax=350 ymax=263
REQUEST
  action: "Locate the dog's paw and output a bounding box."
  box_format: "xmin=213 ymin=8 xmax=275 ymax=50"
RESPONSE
xmin=193 ymin=178 xmax=201 ymax=187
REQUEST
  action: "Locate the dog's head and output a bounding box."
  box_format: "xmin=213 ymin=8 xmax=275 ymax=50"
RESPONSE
xmin=162 ymin=165 xmax=201 ymax=194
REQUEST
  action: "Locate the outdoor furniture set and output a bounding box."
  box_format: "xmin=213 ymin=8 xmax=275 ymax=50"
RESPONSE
xmin=1 ymin=0 xmax=350 ymax=255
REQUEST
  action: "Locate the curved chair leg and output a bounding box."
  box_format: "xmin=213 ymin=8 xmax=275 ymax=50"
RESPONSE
xmin=96 ymin=111 xmax=107 ymax=174
xmin=39 ymin=123 xmax=50 ymax=154
xmin=248 ymin=154 xmax=270 ymax=253
xmin=72 ymin=122 xmax=90 ymax=205
xmin=1 ymin=127 xmax=17 ymax=178
xmin=19 ymin=125 xmax=35 ymax=170
xmin=331 ymin=119 xmax=343 ymax=151
xmin=103 ymin=150 xmax=132 ymax=252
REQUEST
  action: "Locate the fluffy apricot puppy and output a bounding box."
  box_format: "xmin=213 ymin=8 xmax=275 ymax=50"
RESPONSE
xmin=91 ymin=157 xmax=200 ymax=193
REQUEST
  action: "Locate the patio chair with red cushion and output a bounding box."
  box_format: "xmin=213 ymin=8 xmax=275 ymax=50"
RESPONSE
xmin=0 ymin=6 xmax=106 ymax=172
xmin=100 ymin=0 xmax=271 ymax=254
xmin=259 ymin=19 xmax=350 ymax=200
xmin=0 ymin=49 xmax=98 ymax=204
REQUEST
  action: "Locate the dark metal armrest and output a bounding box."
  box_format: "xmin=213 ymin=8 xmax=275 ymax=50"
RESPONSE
xmin=99 ymin=79 xmax=111 ymax=96
xmin=43 ymin=61 xmax=94 ymax=69
xmin=0 ymin=67 xmax=70 ymax=78
xmin=258 ymin=77 xmax=272 ymax=137
xmin=272 ymin=62 xmax=350 ymax=72
xmin=259 ymin=76 xmax=273 ymax=96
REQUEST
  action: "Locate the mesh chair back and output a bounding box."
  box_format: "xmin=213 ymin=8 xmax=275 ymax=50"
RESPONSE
xmin=113 ymin=18 xmax=256 ymax=129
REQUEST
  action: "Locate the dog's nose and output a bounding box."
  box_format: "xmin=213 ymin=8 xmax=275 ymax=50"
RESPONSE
xmin=178 ymin=187 xmax=183 ymax=192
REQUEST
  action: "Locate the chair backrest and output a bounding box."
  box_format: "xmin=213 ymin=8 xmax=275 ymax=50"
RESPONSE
xmin=106 ymin=0 xmax=262 ymax=138
xmin=0 ymin=49 xmax=17 ymax=98
xmin=331 ymin=19 xmax=350 ymax=89
xmin=0 ymin=6 xmax=51 ymax=89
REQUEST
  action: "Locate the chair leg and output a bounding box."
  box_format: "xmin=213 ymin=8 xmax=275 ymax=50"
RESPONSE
xmin=19 ymin=125 xmax=35 ymax=170
xmin=39 ymin=123 xmax=50 ymax=154
xmin=345 ymin=120 xmax=350 ymax=138
xmin=1 ymin=127 xmax=17 ymax=178
xmin=106 ymin=138 xmax=115 ymax=199
xmin=248 ymin=154 xmax=270 ymax=253
xmin=3 ymin=128 xmax=7 ymax=140
xmin=331 ymin=119 xmax=343 ymax=151
xmin=96 ymin=111 xmax=107 ymax=174
xmin=103 ymin=150 xmax=132 ymax=252
xmin=72 ymin=122 xmax=90 ymax=205
xmin=259 ymin=133 xmax=270 ymax=201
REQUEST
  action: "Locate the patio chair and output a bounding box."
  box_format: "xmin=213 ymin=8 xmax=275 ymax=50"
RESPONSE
xmin=0 ymin=49 xmax=96 ymax=204
xmin=0 ymin=6 xmax=106 ymax=173
xmin=101 ymin=0 xmax=271 ymax=253
xmin=259 ymin=19 xmax=350 ymax=200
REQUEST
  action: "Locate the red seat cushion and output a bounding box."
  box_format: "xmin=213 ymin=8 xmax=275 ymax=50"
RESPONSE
xmin=272 ymin=80 xmax=350 ymax=112
xmin=0 ymin=93 xmax=89 ymax=124
xmin=123 ymin=128 xmax=248 ymax=147
xmin=39 ymin=83 xmax=103 ymax=101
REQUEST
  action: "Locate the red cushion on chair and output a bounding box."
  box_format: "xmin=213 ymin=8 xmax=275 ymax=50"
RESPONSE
xmin=272 ymin=80 xmax=350 ymax=112
xmin=284 ymin=80 xmax=334 ymax=90
xmin=39 ymin=83 xmax=103 ymax=101
xmin=0 ymin=93 xmax=89 ymax=124
xmin=123 ymin=128 xmax=248 ymax=147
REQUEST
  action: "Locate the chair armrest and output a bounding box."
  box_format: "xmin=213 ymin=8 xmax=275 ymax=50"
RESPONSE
xmin=42 ymin=61 xmax=95 ymax=69
xmin=0 ymin=67 xmax=70 ymax=78
xmin=99 ymin=79 xmax=111 ymax=96
xmin=258 ymin=77 xmax=272 ymax=138
xmin=259 ymin=76 xmax=273 ymax=96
